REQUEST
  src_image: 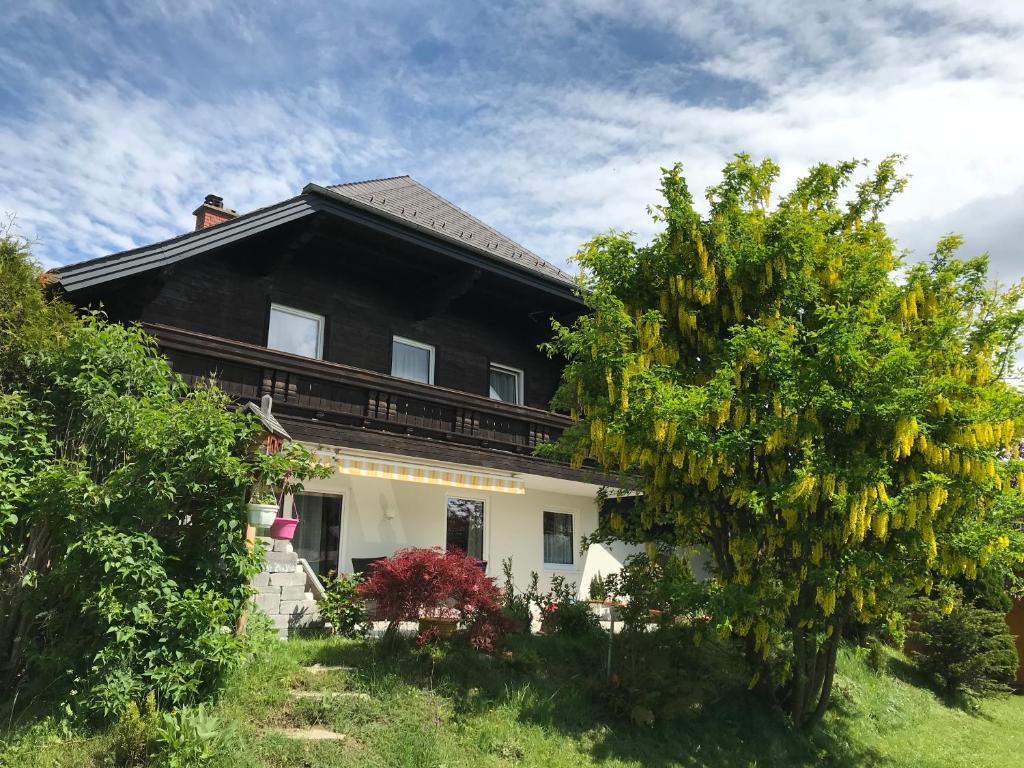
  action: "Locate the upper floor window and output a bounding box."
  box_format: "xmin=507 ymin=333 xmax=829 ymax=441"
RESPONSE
xmin=392 ymin=336 xmax=434 ymax=384
xmin=267 ymin=303 xmax=324 ymax=359
xmin=489 ymin=363 xmax=523 ymax=405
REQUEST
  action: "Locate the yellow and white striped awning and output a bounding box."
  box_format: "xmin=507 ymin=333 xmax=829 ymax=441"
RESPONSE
xmin=314 ymin=451 xmax=525 ymax=495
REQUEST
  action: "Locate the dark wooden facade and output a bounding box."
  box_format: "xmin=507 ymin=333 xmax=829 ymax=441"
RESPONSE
xmin=74 ymin=214 xmax=579 ymax=411
xmin=62 ymin=206 xmax=603 ymax=483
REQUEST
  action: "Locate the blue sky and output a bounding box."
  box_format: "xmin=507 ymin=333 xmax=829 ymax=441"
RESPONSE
xmin=2 ymin=1 xmax=1024 ymax=285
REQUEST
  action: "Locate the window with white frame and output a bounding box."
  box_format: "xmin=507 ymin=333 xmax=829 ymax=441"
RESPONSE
xmin=267 ymin=303 xmax=324 ymax=359
xmin=543 ymin=511 xmax=574 ymax=566
xmin=446 ymin=496 xmax=485 ymax=560
xmin=489 ymin=363 xmax=523 ymax=404
xmin=391 ymin=336 xmax=434 ymax=384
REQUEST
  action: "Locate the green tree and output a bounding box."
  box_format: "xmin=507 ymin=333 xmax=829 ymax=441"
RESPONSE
xmin=544 ymin=156 xmax=1024 ymax=728
xmin=0 ymin=235 xmax=327 ymax=717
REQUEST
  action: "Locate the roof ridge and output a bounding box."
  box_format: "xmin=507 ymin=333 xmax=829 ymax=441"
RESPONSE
xmin=325 ymin=175 xmax=573 ymax=283
xmin=329 ymin=174 xmax=412 ymax=189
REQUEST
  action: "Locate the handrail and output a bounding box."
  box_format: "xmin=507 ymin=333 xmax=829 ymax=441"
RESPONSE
xmin=296 ymin=558 xmax=327 ymax=601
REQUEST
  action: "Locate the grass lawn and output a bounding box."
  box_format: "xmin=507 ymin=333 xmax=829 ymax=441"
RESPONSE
xmin=2 ymin=630 xmax=1021 ymax=767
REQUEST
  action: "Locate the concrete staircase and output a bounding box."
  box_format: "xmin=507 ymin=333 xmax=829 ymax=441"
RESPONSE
xmin=252 ymin=538 xmax=322 ymax=638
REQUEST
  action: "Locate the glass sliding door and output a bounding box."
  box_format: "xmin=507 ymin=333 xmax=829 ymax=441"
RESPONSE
xmin=293 ymin=493 xmax=342 ymax=576
xmin=445 ymin=496 xmax=485 ymax=560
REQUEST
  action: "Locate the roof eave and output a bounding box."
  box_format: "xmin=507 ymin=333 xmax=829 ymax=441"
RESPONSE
xmin=55 ymin=195 xmax=316 ymax=293
xmin=303 ymin=183 xmax=581 ymax=303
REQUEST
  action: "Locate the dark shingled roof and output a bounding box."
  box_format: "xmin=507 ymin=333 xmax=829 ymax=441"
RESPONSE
xmin=323 ymin=176 xmax=574 ymax=286
xmin=53 ymin=176 xmax=576 ymax=294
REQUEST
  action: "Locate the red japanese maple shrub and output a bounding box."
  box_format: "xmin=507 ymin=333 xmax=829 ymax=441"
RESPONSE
xmin=358 ymin=547 xmax=505 ymax=648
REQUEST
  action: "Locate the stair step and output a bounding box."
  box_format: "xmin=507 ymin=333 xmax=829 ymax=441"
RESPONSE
xmin=303 ymin=664 xmax=356 ymax=674
xmin=270 ymin=727 xmax=346 ymax=741
xmin=289 ymin=690 xmax=370 ymax=701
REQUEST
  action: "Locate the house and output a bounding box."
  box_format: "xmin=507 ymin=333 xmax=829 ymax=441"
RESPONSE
xmin=53 ymin=176 xmax=637 ymax=632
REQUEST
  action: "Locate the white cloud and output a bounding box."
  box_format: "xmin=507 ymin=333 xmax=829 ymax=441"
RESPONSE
xmin=0 ymin=78 xmax=405 ymax=267
xmin=1 ymin=0 xmax=1022 ymax=286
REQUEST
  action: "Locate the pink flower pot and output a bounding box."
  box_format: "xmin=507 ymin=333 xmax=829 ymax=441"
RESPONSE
xmin=269 ymin=516 xmax=299 ymax=540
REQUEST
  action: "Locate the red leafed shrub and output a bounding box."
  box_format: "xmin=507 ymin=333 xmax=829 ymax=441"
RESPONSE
xmin=358 ymin=547 xmax=505 ymax=647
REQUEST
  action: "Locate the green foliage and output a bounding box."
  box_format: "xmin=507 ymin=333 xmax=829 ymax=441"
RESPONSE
xmin=0 ymin=236 xmax=327 ymax=719
xmin=0 ymin=230 xmax=75 ymax=389
xmin=909 ymin=593 xmax=1018 ymax=696
xmin=153 ymin=705 xmax=228 ymax=768
xmin=588 ymin=572 xmax=609 ymax=601
xmin=535 ymin=575 xmax=601 ymax=637
xmin=500 ymin=557 xmax=533 ymax=632
xmin=319 ymin=572 xmax=370 ymax=637
xmin=605 ymin=550 xmax=711 ymax=632
xmin=544 ymin=156 xmax=1024 ymax=727
xmin=107 ymin=692 xmax=159 ymax=767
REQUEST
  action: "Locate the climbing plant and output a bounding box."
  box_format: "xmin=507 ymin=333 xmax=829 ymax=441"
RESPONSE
xmin=543 ymin=156 xmax=1024 ymax=728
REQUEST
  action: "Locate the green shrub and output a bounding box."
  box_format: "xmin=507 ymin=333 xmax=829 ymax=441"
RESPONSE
xmin=499 ymin=558 xmax=533 ymax=633
xmin=588 ymin=573 xmax=609 ymax=602
xmin=107 ymin=693 xmax=160 ymax=767
xmin=534 ymin=575 xmax=600 ymax=637
xmin=320 ymin=572 xmax=370 ymax=637
xmin=607 ymin=551 xmax=707 ymax=632
xmin=909 ymin=596 xmax=1018 ymax=696
xmin=0 ymin=239 xmax=328 ymax=719
xmin=154 ymin=705 xmax=229 ymax=768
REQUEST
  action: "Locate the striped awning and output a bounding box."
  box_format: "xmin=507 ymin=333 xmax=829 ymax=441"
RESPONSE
xmin=314 ymin=452 xmax=525 ymax=495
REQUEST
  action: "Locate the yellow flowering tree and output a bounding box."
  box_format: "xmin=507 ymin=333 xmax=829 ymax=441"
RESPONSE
xmin=544 ymin=156 xmax=1024 ymax=728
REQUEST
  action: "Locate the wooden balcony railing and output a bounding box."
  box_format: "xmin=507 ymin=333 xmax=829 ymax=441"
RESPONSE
xmin=144 ymin=323 xmax=570 ymax=453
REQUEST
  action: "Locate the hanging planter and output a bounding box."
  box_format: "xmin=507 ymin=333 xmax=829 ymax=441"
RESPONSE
xmin=269 ymin=516 xmax=300 ymax=541
xmin=246 ymin=503 xmax=279 ymax=529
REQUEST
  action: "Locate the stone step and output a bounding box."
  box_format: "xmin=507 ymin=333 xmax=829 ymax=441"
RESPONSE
xmin=289 ymin=690 xmax=370 ymax=701
xmin=303 ymin=664 xmax=356 ymax=674
xmin=269 ymin=727 xmax=347 ymax=741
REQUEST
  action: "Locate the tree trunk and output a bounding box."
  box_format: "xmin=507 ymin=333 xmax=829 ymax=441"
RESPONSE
xmin=0 ymin=518 xmax=54 ymax=686
xmin=789 ymin=626 xmax=841 ymax=730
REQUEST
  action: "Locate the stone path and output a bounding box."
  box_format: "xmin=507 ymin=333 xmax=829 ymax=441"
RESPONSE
xmin=270 ymin=726 xmax=347 ymax=741
xmin=304 ymin=664 xmax=356 ymax=674
xmin=289 ymin=690 xmax=371 ymax=701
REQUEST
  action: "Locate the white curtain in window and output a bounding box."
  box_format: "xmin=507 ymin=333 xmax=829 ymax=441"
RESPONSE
xmin=392 ymin=339 xmax=431 ymax=383
xmin=489 ymin=367 xmax=519 ymax=403
xmin=544 ymin=511 xmax=573 ymax=565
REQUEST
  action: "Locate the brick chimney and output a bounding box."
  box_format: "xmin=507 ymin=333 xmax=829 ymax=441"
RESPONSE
xmin=192 ymin=194 xmax=238 ymax=230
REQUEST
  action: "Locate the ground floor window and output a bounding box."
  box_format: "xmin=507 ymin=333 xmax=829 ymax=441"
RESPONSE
xmin=543 ymin=510 xmax=574 ymax=566
xmin=293 ymin=493 xmax=342 ymax=576
xmin=446 ymin=496 xmax=485 ymax=560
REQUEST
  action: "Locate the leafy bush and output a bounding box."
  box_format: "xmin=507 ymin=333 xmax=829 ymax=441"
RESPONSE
xmin=909 ymin=595 xmax=1018 ymax=696
xmin=359 ymin=547 xmax=506 ymax=649
xmin=0 ymin=238 xmax=327 ymax=719
xmin=154 ymin=705 xmax=229 ymax=768
xmin=107 ymin=692 xmax=160 ymax=767
xmin=499 ymin=557 xmax=533 ymax=633
xmin=532 ymin=575 xmax=600 ymax=637
xmin=319 ymin=572 xmax=370 ymax=637
xmin=608 ymin=551 xmax=707 ymax=632
xmin=588 ymin=572 xmax=611 ymax=602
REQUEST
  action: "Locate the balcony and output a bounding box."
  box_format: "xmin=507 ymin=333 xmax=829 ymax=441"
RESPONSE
xmin=144 ymin=323 xmax=571 ymax=455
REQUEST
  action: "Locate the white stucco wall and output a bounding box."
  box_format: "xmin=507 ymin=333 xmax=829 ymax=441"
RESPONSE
xmin=296 ymin=465 xmax=640 ymax=599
